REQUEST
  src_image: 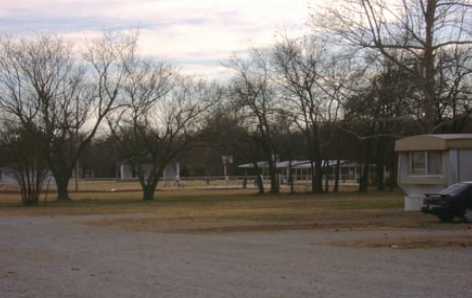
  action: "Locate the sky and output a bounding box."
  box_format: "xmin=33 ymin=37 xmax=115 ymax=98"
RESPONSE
xmin=0 ymin=0 xmax=315 ymax=79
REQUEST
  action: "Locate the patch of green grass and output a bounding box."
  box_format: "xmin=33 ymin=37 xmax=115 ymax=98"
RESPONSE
xmin=329 ymin=200 xmax=403 ymax=209
xmin=330 ymin=235 xmax=472 ymax=249
xmin=48 ymin=198 xmax=147 ymax=206
xmin=1 ymin=186 xmax=407 ymax=220
xmin=233 ymin=212 xmax=315 ymax=222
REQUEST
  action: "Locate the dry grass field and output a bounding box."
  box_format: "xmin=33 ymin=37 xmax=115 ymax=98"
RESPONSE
xmin=1 ymin=180 xmax=471 ymax=249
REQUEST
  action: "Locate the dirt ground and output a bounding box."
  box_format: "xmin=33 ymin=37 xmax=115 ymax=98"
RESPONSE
xmin=1 ymin=213 xmax=471 ymax=298
xmin=1 ymin=187 xmax=472 ymax=247
xmin=1 ymin=187 xmax=472 ymax=297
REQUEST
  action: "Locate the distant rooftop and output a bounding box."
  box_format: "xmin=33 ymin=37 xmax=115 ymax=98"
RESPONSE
xmin=395 ymin=134 xmax=472 ymax=151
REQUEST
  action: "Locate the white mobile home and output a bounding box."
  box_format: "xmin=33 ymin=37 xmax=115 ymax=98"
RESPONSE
xmin=120 ymin=160 xmax=180 ymax=182
xmin=395 ymin=134 xmax=472 ymax=211
xmin=0 ymin=167 xmax=55 ymax=187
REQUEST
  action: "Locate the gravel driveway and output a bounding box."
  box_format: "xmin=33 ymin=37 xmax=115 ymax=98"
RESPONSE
xmin=1 ymin=214 xmax=471 ymax=298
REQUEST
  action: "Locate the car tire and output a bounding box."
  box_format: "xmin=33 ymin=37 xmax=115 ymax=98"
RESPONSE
xmin=462 ymin=209 xmax=472 ymax=223
xmin=438 ymin=216 xmax=454 ymax=222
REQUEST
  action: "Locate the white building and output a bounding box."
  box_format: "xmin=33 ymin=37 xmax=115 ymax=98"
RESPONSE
xmin=0 ymin=167 xmax=55 ymax=187
xmin=395 ymin=134 xmax=472 ymax=211
xmin=119 ymin=153 xmax=180 ymax=182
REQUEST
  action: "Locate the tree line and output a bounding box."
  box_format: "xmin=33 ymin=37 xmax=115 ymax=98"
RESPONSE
xmin=1 ymin=0 xmax=471 ymax=204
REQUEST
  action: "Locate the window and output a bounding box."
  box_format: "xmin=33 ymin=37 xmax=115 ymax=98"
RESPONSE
xmin=410 ymin=151 xmax=442 ymax=175
xmin=427 ymin=151 xmax=442 ymax=175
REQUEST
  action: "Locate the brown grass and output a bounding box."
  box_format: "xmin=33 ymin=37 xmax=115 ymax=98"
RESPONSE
xmin=327 ymin=235 xmax=472 ymax=250
xmin=1 ymin=182 xmax=471 ymax=249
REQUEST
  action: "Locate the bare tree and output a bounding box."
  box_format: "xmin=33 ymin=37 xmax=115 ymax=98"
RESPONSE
xmin=0 ymin=122 xmax=49 ymax=205
xmin=436 ymin=46 xmax=472 ymax=131
xmin=342 ymin=55 xmax=423 ymax=190
xmin=199 ymin=97 xmax=254 ymax=178
xmin=0 ymin=31 xmax=134 ymax=201
xmin=0 ymin=33 xmax=86 ymax=201
xmin=311 ymin=0 xmax=472 ymax=132
xmin=225 ymin=52 xmax=282 ymax=194
xmin=271 ymin=36 xmax=348 ymax=193
xmin=107 ymin=56 xmax=215 ymax=200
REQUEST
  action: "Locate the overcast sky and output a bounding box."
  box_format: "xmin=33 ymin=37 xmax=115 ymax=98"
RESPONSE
xmin=1 ymin=0 xmax=314 ymax=79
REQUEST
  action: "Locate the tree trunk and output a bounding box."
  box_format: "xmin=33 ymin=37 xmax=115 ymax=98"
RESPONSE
xmin=16 ymin=168 xmax=45 ymax=205
xmin=143 ymin=185 xmax=156 ymax=201
xmin=310 ymin=127 xmax=323 ymax=193
xmin=358 ymin=139 xmax=371 ymax=192
xmin=376 ymin=161 xmax=385 ymax=191
xmin=313 ymin=159 xmax=324 ymax=193
xmin=288 ymin=154 xmax=294 ymax=194
xmin=253 ymin=162 xmax=265 ymax=194
xmin=56 ymin=178 xmax=71 ymax=201
xmin=359 ymin=162 xmax=369 ymax=192
xmin=268 ymin=160 xmax=279 ymax=194
xmin=332 ymin=158 xmax=340 ymax=192
xmin=376 ymin=139 xmax=385 ymax=191
xmin=50 ymin=161 xmax=73 ymax=201
xmin=423 ymin=0 xmax=438 ymax=132
xmin=324 ymin=160 xmax=329 ymax=192
xmin=260 ymin=135 xmax=279 ymax=194
xmin=138 ymin=167 xmax=161 ymax=201
xmin=389 ymin=152 xmax=397 ymax=191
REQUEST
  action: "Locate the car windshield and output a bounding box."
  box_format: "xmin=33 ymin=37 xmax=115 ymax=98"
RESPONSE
xmin=439 ymin=183 xmax=472 ymax=196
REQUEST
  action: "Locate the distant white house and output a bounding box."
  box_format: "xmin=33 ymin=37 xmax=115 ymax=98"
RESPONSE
xmin=395 ymin=134 xmax=472 ymax=211
xmin=0 ymin=168 xmax=15 ymax=186
xmin=238 ymin=160 xmax=379 ymax=184
xmin=119 ymin=152 xmax=180 ymax=182
xmin=0 ymin=167 xmax=55 ymax=187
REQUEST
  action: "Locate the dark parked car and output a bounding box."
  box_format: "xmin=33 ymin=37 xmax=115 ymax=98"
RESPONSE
xmin=422 ymin=182 xmax=472 ymax=222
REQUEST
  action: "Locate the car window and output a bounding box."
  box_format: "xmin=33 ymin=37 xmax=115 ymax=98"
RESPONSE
xmin=440 ymin=183 xmax=472 ymax=196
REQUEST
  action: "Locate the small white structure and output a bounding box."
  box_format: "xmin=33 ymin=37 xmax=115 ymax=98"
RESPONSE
xmin=0 ymin=167 xmax=55 ymax=187
xmin=120 ymin=160 xmax=180 ymax=182
xmin=395 ymin=134 xmax=472 ymax=211
xmin=238 ymin=160 xmax=374 ymax=184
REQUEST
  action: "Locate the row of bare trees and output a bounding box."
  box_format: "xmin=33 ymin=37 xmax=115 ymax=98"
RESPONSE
xmin=1 ymin=0 xmax=471 ymax=203
xmin=214 ymin=0 xmax=472 ymax=194
xmin=0 ymin=31 xmax=218 ymax=203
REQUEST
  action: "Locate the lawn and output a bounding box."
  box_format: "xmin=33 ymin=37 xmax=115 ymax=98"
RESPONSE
xmin=1 ymin=181 xmax=471 ymax=249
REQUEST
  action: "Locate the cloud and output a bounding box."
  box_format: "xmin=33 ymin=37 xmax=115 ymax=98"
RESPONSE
xmin=0 ymin=0 xmax=313 ymax=78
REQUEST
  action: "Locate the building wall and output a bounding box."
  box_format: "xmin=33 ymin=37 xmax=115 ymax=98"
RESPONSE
xmin=398 ymin=151 xmax=448 ymax=211
xmin=399 ymin=148 xmax=472 ymax=210
xmin=396 ymin=135 xmax=472 ymax=211
xmin=458 ymin=150 xmax=472 ymax=183
xmin=120 ymin=162 xmax=179 ymax=181
xmin=0 ymin=167 xmax=55 ymax=187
